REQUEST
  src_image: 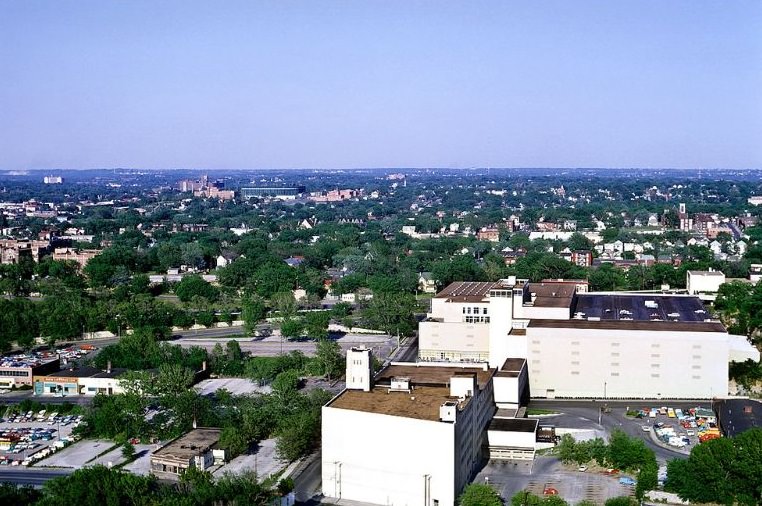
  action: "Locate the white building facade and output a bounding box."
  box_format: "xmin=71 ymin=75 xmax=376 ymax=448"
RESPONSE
xmin=322 ymin=360 xmax=496 ymax=506
xmin=419 ymin=280 xmax=760 ymax=399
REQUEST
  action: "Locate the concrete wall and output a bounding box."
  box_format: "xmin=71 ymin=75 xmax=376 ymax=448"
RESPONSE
xmin=322 ymin=407 xmax=456 ymax=506
xmin=687 ymin=272 xmax=725 ymax=295
xmin=79 ymin=377 xmax=125 ymax=396
xmin=419 ymin=321 xmax=489 ymax=361
xmin=526 ymin=326 xmax=730 ymax=398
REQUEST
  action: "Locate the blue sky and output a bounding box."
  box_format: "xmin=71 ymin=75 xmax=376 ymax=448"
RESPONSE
xmin=1 ymin=1 xmax=760 ymax=170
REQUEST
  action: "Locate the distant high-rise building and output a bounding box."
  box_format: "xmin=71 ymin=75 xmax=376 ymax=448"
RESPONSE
xmin=43 ymin=175 xmax=63 ymax=184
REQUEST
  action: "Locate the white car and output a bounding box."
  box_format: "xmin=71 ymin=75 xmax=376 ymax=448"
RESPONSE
xmin=578 ymin=465 xmax=588 ymax=472
xmin=641 ymin=425 xmax=651 ymax=432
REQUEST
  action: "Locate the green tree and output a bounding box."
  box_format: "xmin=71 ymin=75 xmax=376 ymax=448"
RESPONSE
xmin=219 ymin=426 xmax=250 ymax=459
xmin=154 ymin=363 xmax=195 ymax=396
xmin=314 ymin=338 xmax=344 ymax=381
xmin=304 ymin=311 xmax=330 ymax=340
xmin=276 ymin=410 xmax=320 ymax=461
xmin=363 ymin=292 xmax=417 ymax=336
xmin=242 ymin=293 xmax=267 ymax=334
xmin=603 ymin=498 xmax=638 ymax=506
xmin=39 ymin=465 xmax=157 ymax=506
xmin=121 ymin=442 xmax=136 ymax=460
xmin=271 ymin=291 xmax=297 ymax=316
xmin=459 ymin=483 xmax=502 ymax=506
xmin=280 ymin=318 xmax=304 ymax=340
xmin=174 ymin=275 xmax=219 ymax=303
xmin=666 ymin=428 xmax=762 ymax=506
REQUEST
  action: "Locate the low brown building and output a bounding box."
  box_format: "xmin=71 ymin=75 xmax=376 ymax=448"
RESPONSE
xmin=150 ymin=428 xmax=225 ymax=479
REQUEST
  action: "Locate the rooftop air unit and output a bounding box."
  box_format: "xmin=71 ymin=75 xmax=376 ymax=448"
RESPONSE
xmin=389 ymin=377 xmax=411 ymax=392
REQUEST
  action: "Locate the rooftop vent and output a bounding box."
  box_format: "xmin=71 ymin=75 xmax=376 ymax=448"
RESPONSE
xmin=440 ymin=401 xmax=458 ymax=423
xmin=389 ymin=377 xmax=411 ymax=392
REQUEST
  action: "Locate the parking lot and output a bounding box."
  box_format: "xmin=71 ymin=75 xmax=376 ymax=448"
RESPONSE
xmin=628 ymin=405 xmax=719 ymax=454
xmin=0 ymin=410 xmax=82 ymax=466
xmin=476 ymin=457 xmax=635 ymax=504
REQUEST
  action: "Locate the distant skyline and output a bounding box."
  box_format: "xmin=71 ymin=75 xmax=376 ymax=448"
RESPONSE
xmin=1 ymin=1 xmax=761 ymax=170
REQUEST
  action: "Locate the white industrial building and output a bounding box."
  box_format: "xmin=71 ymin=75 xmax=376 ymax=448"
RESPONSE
xmin=419 ymin=278 xmax=759 ymax=399
xmin=323 ymin=347 xmax=521 ymax=506
xmin=686 ymin=270 xmax=726 ymax=301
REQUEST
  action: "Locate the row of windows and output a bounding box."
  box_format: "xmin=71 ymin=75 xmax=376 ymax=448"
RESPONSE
xmin=0 ymin=370 xmax=30 ymax=377
xmin=462 ymin=306 xmax=489 ymax=315
xmin=464 ymin=316 xmax=490 ymax=323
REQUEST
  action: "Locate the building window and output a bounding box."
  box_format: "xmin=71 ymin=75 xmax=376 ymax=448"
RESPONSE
xmin=483 ymin=308 xmax=488 ymax=315
xmin=611 ymin=352 xmax=620 ymax=357
xmin=651 ymin=373 xmax=660 ymax=378
xmin=692 ymin=355 xmax=702 ymax=360
xmin=651 ymin=364 xmax=660 ymax=368
xmin=571 ymin=361 xmax=579 ymax=365
xmin=692 ymin=344 xmax=702 ymax=349
xmin=473 ymin=307 xmax=480 ymax=315
xmin=571 ymin=371 xmax=580 ymax=375
xmin=611 ymin=372 xmax=619 ymax=377
xmin=692 ymin=375 xmax=701 ymax=380
xmin=611 ymin=362 xmax=619 ymax=367
xmin=651 ymin=343 xmax=660 ymax=348
xmin=692 ymin=365 xmax=701 ymax=369
xmin=571 ymin=351 xmax=580 ymax=356
xmin=611 ymin=342 xmax=620 ymax=347
xmin=651 ymin=354 xmax=660 ymax=358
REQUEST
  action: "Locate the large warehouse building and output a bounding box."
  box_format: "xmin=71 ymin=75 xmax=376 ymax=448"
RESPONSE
xmin=419 ymin=278 xmax=759 ymax=399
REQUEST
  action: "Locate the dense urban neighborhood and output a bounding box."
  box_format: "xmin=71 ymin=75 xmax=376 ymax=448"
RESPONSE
xmin=0 ymin=168 xmax=759 ymax=505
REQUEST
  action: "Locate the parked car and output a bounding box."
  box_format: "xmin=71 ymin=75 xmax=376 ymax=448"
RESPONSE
xmin=619 ymin=476 xmax=636 ymax=486
xmin=578 ymin=465 xmax=588 ymax=472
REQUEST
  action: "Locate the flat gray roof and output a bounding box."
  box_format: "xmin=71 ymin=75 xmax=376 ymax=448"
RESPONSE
xmin=153 ymin=428 xmax=222 ymax=461
xmin=573 ymin=293 xmax=713 ymax=324
xmin=489 ymin=418 xmax=539 ymax=433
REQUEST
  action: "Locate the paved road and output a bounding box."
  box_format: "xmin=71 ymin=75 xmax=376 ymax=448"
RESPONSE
xmin=177 ymin=334 xmax=397 ymax=360
xmin=0 ymin=468 xmax=72 ymax=486
xmin=293 ymin=451 xmax=322 ymax=503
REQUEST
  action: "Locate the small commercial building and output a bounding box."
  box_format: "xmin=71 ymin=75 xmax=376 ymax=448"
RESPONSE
xmin=33 ymin=365 xmax=128 ymax=396
xmin=150 ymin=428 xmax=225 ymax=479
xmin=0 ymin=356 xmax=60 ymax=389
